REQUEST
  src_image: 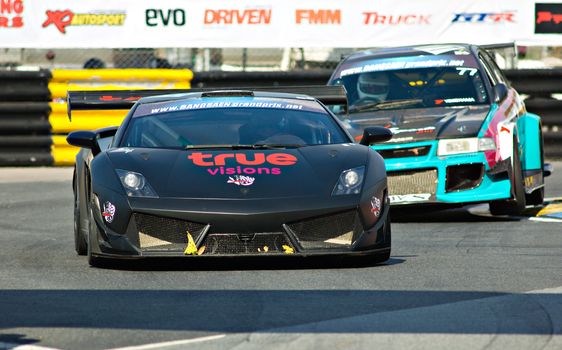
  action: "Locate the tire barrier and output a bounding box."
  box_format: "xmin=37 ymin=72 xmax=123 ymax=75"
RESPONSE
xmin=0 ymin=67 xmax=560 ymax=166
xmin=49 ymin=69 xmax=193 ymax=166
xmin=0 ymin=70 xmax=53 ymax=166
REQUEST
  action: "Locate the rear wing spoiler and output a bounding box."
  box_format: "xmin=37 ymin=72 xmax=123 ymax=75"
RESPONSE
xmin=66 ymin=85 xmax=347 ymax=121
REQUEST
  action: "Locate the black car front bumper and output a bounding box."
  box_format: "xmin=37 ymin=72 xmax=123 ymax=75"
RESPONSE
xmin=88 ymin=196 xmax=391 ymax=260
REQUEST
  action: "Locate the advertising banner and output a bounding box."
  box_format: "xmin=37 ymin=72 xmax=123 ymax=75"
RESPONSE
xmin=0 ymin=0 xmax=561 ymax=48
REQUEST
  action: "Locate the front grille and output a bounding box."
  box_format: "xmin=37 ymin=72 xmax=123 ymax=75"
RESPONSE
xmin=378 ymin=146 xmax=431 ymax=159
xmin=287 ymin=210 xmax=361 ymax=249
xmin=387 ymin=169 xmax=437 ymax=195
xmin=200 ymin=233 xmax=293 ymax=255
xmin=134 ymin=213 xmax=207 ymax=251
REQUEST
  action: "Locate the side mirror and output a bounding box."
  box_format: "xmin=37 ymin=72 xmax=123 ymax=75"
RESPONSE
xmin=67 ymin=127 xmax=118 ymax=155
xmin=493 ymin=83 xmax=509 ymax=103
xmin=67 ymin=130 xmax=98 ymax=150
xmin=359 ymin=126 xmax=393 ymax=146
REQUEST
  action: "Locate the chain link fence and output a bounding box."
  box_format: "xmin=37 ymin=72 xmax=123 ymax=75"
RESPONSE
xmin=1 ymin=47 xmax=561 ymax=71
xmin=0 ymin=48 xmax=357 ymax=71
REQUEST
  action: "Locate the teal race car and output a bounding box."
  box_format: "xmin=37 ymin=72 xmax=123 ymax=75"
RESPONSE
xmin=328 ymin=44 xmax=550 ymax=215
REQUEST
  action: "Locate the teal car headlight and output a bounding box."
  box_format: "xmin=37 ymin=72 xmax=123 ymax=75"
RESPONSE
xmin=332 ymin=166 xmax=365 ymax=195
xmin=437 ymin=137 xmax=496 ymax=156
xmin=116 ymin=169 xmax=158 ymax=198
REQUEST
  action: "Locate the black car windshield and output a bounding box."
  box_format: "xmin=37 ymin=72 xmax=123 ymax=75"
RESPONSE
xmin=331 ymin=66 xmax=489 ymax=114
xmin=121 ymin=107 xmax=349 ymax=149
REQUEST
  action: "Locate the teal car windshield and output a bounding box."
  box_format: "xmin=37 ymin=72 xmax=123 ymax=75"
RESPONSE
xmin=331 ymin=65 xmax=489 ymax=114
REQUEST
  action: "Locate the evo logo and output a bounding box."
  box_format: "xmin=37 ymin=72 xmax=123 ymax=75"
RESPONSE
xmin=146 ymin=8 xmax=186 ymax=27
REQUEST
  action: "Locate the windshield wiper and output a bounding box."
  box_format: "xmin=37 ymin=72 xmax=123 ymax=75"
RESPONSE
xmin=252 ymin=143 xmax=302 ymax=149
xmin=185 ymin=144 xmax=302 ymax=150
xmin=349 ymin=98 xmax=424 ymax=113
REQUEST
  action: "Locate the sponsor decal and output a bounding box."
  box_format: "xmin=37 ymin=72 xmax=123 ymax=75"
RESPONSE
xmin=227 ymin=175 xmax=255 ymax=186
xmin=42 ymin=9 xmax=126 ymax=34
xmin=102 ymin=201 xmax=116 ymax=223
xmin=370 ymin=196 xmax=381 ymax=217
xmin=110 ymin=147 xmax=134 ymax=154
xmin=0 ymin=0 xmax=23 ymax=28
xmin=456 ymin=67 xmax=478 ymax=76
xmin=451 ymin=12 xmax=515 ymax=24
xmin=296 ymin=9 xmax=340 ymax=24
xmin=389 ymin=126 xmax=435 ymax=135
xmin=362 ymin=12 xmax=430 ymax=25
xmin=535 ymin=3 xmax=562 ymax=34
xmin=188 ymin=152 xmax=297 ymax=176
xmin=149 ymin=101 xmax=305 ymax=114
xmin=434 ymin=97 xmax=476 ymax=105
xmin=389 ymin=193 xmax=431 ymax=203
xmin=99 ymin=95 xmax=141 ymax=102
xmin=340 ymin=59 xmax=465 ymax=77
xmin=204 ymin=8 xmax=271 ymax=25
xmin=146 ymin=8 xmax=186 ymax=27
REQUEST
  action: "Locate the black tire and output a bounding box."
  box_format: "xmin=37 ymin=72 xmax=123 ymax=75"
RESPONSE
xmin=489 ymin=139 xmax=526 ymax=215
xmin=374 ymin=215 xmax=391 ymax=263
xmin=73 ymin=171 xmax=87 ymax=255
xmin=86 ymin=204 xmax=104 ymax=268
xmin=526 ymin=130 xmax=545 ymax=206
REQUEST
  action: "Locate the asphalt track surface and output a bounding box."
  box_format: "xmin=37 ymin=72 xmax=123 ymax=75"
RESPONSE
xmin=0 ymin=164 xmax=561 ymax=350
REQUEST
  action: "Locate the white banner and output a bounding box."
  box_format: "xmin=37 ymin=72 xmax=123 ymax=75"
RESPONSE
xmin=0 ymin=0 xmax=561 ymax=48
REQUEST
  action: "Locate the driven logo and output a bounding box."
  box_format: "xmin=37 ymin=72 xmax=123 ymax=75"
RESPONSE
xmin=146 ymin=8 xmax=186 ymax=27
xmin=0 ymin=0 xmax=23 ymax=28
xmin=362 ymin=12 xmax=430 ymax=25
xmin=296 ymin=9 xmax=340 ymax=25
xmin=42 ymin=9 xmax=126 ymax=34
xmin=204 ymin=9 xmax=271 ymax=25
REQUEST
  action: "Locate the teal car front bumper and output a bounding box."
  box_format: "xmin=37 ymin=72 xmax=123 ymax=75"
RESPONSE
xmin=372 ymin=141 xmax=512 ymax=205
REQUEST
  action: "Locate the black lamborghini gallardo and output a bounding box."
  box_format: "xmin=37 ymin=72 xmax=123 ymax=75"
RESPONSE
xmin=67 ymin=86 xmax=392 ymax=266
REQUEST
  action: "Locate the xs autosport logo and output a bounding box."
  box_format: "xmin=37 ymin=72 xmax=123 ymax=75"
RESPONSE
xmin=42 ymin=9 xmax=126 ymax=34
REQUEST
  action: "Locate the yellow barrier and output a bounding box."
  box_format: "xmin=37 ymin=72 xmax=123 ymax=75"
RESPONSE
xmin=50 ymin=69 xmax=193 ymax=166
xmin=52 ymin=135 xmax=80 ymax=166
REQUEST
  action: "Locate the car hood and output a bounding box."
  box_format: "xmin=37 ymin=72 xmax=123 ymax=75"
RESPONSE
xmin=106 ymin=144 xmax=368 ymax=199
xmin=345 ymin=105 xmax=491 ymax=143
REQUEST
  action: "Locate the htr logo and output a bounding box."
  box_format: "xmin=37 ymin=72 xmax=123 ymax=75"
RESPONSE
xmin=187 ymin=152 xmax=297 ymax=166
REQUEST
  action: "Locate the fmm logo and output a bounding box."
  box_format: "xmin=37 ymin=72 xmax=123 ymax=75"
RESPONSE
xmin=362 ymin=12 xmax=430 ymax=25
xmin=204 ymin=8 xmax=271 ymax=25
xmin=451 ymin=12 xmax=515 ymax=23
xmin=296 ymin=9 xmax=340 ymax=25
xmin=0 ymin=0 xmax=24 ymax=28
xmin=146 ymin=9 xmax=186 ymax=27
xmin=42 ymin=9 xmax=126 ymax=34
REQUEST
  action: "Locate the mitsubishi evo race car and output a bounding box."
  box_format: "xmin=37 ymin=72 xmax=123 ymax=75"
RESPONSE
xmin=67 ymin=87 xmax=392 ymax=266
xmin=328 ymin=44 xmax=549 ymax=215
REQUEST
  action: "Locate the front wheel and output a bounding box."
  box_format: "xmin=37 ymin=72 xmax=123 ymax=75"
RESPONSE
xmin=73 ymin=173 xmax=87 ymax=256
xmin=489 ymin=140 xmax=526 ymax=216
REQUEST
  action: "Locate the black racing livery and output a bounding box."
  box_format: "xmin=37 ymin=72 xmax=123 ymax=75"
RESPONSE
xmin=68 ymin=86 xmax=392 ymax=266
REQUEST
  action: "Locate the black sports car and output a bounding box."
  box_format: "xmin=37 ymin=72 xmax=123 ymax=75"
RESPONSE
xmin=67 ymin=86 xmax=392 ymax=266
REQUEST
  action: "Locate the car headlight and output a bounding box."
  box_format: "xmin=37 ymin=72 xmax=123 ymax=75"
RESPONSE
xmin=332 ymin=166 xmax=365 ymax=195
xmin=116 ymin=169 xmax=158 ymax=198
xmin=437 ymin=137 xmax=496 ymax=156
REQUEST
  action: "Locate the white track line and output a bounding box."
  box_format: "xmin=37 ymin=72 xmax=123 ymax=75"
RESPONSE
xmin=107 ymin=334 xmax=226 ymax=350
